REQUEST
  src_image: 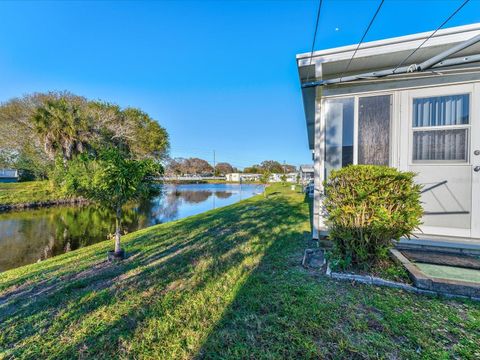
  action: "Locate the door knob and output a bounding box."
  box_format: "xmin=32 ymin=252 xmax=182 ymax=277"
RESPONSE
xmin=475 ymin=166 xmax=480 ymax=172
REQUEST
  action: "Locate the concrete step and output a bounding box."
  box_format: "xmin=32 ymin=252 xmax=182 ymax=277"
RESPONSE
xmin=398 ymin=236 xmax=480 ymax=256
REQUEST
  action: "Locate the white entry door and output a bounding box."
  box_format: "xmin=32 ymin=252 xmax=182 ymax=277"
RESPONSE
xmin=472 ymin=84 xmax=480 ymax=239
xmin=402 ymin=84 xmax=480 ymax=239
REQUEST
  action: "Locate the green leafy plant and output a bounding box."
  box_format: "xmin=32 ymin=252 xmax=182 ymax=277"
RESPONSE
xmin=260 ymin=171 xmax=271 ymax=197
xmin=324 ymin=165 xmax=423 ymax=268
xmin=62 ymin=147 xmax=161 ymax=257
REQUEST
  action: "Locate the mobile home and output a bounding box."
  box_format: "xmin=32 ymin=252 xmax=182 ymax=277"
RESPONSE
xmin=297 ymin=24 xmax=480 ymax=243
xmin=0 ymin=169 xmax=18 ymax=183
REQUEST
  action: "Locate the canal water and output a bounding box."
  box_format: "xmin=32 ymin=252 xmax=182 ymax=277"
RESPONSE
xmin=0 ymin=183 xmax=263 ymax=272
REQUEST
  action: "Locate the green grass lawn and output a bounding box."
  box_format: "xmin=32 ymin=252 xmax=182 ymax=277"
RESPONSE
xmin=0 ymin=186 xmax=479 ymax=359
xmin=0 ymin=181 xmax=66 ymax=206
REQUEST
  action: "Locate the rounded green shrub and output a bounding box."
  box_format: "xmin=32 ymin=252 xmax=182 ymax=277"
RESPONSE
xmin=324 ymin=165 xmax=423 ymax=268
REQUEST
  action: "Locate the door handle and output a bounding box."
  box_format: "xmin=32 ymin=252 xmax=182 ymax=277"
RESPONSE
xmin=475 ymin=166 xmax=480 ymax=172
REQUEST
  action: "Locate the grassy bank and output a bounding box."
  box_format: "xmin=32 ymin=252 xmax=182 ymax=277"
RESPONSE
xmin=0 ymin=181 xmax=66 ymax=206
xmin=0 ymin=186 xmax=479 ymax=359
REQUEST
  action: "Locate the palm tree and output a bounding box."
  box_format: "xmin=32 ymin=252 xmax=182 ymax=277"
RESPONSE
xmin=32 ymin=98 xmax=90 ymax=166
xmin=66 ymin=147 xmax=161 ymax=259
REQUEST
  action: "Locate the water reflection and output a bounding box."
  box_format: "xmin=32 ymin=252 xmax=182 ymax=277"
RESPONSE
xmin=0 ymin=184 xmax=262 ymax=272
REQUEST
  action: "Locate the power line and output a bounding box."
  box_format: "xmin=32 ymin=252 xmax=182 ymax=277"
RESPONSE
xmin=339 ymin=0 xmax=385 ymax=82
xmin=392 ymin=0 xmax=470 ymax=74
xmin=306 ymin=0 xmax=323 ymax=83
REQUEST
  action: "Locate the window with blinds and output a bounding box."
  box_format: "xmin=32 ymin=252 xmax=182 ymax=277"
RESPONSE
xmin=412 ymin=94 xmax=470 ymax=163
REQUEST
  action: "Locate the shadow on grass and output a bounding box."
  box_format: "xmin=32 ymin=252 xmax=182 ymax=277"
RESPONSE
xmin=0 ymin=190 xmax=310 ymax=358
xmin=2 ymin=189 xmax=479 ymax=359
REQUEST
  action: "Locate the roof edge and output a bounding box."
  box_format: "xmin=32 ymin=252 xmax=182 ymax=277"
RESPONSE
xmin=296 ymin=23 xmax=480 ymax=61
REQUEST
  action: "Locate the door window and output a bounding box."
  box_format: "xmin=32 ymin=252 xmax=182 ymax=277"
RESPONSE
xmin=412 ymin=94 xmax=470 ymax=162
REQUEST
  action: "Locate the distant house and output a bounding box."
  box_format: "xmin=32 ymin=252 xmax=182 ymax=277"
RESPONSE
xmin=268 ymin=173 xmax=281 ymax=183
xmin=0 ymin=169 xmax=19 ymax=183
xmin=226 ymin=173 xmax=241 ymax=182
xmin=299 ymin=165 xmax=314 ymax=184
xmin=269 ymin=173 xmax=297 ymax=183
xmin=285 ymin=172 xmax=298 ymax=183
xmin=297 ymin=23 xmax=480 ymax=241
xmin=226 ymin=172 xmax=297 ymax=183
xmin=226 ymin=173 xmax=261 ymax=182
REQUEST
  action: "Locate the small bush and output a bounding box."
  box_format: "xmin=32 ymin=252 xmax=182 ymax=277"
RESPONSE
xmin=324 ymin=165 xmax=423 ymax=268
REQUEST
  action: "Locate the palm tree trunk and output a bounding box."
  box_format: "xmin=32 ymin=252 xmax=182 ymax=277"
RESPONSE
xmin=114 ymin=206 xmax=122 ymax=254
xmin=61 ymin=148 xmax=68 ymax=169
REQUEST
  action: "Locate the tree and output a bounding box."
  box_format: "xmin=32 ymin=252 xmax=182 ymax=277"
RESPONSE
xmin=0 ymin=92 xmax=170 ymax=180
xmin=215 ymin=162 xmax=234 ymax=175
xmin=284 ymin=164 xmax=297 ymax=173
xmin=0 ymin=91 xmax=85 ymax=178
xmin=32 ymin=97 xmax=91 ymax=166
xmin=243 ymin=161 xmax=293 ymax=174
xmin=280 ymin=174 xmax=287 ymax=186
xmin=243 ymin=165 xmax=261 ymax=174
xmin=165 ymin=157 xmax=186 ymax=176
xmin=260 ymin=171 xmax=271 ymax=198
xmin=184 ymin=158 xmax=213 ymax=176
xmin=91 ymin=104 xmax=169 ymax=161
xmin=64 ymin=148 xmax=161 ymax=258
xmin=164 ymin=157 xmax=214 ymax=177
xmin=260 ymin=160 xmax=283 ymax=173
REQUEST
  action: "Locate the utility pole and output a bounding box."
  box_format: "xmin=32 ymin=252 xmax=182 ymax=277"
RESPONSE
xmin=213 ymin=150 xmax=216 ymax=176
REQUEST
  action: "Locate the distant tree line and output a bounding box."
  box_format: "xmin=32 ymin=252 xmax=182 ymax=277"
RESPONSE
xmin=243 ymin=160 xmax=296 ymax=174
xmin=165 ymin=158 xmax=296 ymax=177
xmin=165 ymin=158 xmax=237 ymax=177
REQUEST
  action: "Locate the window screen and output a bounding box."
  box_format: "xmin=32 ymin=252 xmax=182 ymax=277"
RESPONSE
xmin=358 ymin=95 xmax=391 ymax=166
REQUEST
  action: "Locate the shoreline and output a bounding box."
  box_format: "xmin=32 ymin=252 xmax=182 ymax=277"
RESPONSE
xmin=0 ymin=182 xmax=264 ymax=213
xmin=0 ymin=198 xmax=89 ymax=213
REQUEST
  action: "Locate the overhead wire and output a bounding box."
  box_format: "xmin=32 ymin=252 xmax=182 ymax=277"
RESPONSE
xmin=392 ymin=0 xmax=470 ymax=73
xmin=339 ymin=0 xmax=385 ymax=82
xmin=305 ymin=0 xmax=323 ymax=83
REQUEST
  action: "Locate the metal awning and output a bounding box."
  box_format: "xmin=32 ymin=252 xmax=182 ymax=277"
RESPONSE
xmin=302 ymin=33 xmax=480 ymax=88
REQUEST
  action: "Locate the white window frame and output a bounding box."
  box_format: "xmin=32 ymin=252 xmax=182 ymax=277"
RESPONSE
xmin=355 ymin=93 xmax=394 ymax=166
xmin=321 ymin=91 xmax=395 ymax=169
xmin=407 ymin=85 xmax=474 ymax=167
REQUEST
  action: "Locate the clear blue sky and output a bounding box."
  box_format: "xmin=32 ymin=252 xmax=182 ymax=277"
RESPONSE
xmin=1 ymin=0 xmax=479 ymax=169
